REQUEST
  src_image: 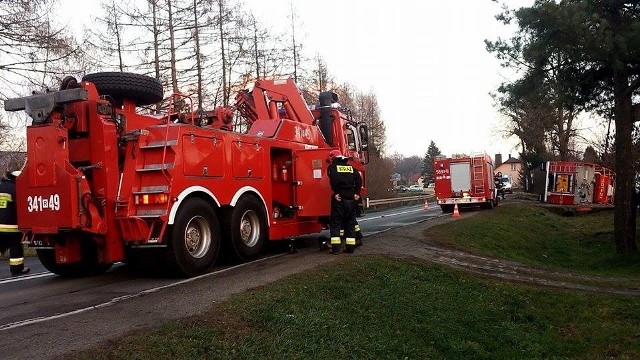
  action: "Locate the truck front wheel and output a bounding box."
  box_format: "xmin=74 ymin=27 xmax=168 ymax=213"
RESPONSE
xmin=167 ymin=198 xmax=220 ymax=277
xmin=225 ymin=195 xmax=267 ymax=262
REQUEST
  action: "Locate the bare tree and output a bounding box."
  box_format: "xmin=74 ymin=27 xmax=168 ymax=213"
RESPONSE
xmin=289 ymin=3 xmax=299 ymax=82
xmin=0 ymin=0 xmax=78 ymax=98
xmin=354 ymin=91 xmax=386 ymax=157
xmin=365 ymin=155 xmax=394 ymax=199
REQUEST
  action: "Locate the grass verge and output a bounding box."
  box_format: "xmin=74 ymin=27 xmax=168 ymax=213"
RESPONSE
xmin=73 ymin=256 xmax=639 ymax=359
xmin=425 ymin=203 xmax=640 ymax=278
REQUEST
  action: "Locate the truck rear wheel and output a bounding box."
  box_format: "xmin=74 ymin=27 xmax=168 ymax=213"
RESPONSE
xmin=37 ymin=249 xmax=78 ymax=277
xmin=36 ymin=240 xmax=113 ymax=277
xmin=440 ymin=205 xmax=454 ymax=213
xmin=82 ymin=72 xmax=163 ymax=106
xmin=482 ymin=199 xmax=495 ymax=210
xmin=167 ymin=198 xmax=220 ymax=277
xmin=225 ymin=195 xmax=267 ymax=262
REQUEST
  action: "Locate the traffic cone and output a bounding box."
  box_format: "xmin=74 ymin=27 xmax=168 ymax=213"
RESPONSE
xmin=452 ymin=203 xmax=461 ymax=218
xmin=423 ymin=199 xmax=429 ymax=211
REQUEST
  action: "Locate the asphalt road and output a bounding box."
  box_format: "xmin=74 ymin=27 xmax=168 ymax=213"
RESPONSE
xmin=0 ymin=202 xmax=448 ymax=359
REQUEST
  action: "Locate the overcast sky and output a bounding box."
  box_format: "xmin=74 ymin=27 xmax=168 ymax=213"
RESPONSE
xmin=59 ymin=0 xmax=562 ymax=159
xmin=244 ymin=0 xmax=537 ymax=159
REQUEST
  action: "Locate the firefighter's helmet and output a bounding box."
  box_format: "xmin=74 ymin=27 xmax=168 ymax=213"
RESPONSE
xmin=327 ymin=149 xmax=343 ymax=163
xmin=5 ymin=160 xmax=22 ymax=179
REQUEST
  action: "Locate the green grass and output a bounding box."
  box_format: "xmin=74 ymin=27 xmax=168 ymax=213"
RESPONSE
xmin=426 ymin=204 xmax=640 ymax=277
xmin=68 ymin=203 xmax=640 ymax=358
xmin=73 ymin=256 xmax=640 ymax=359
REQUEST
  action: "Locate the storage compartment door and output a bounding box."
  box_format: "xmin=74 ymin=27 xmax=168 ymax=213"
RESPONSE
xmin=293 ymin=149 xmax=332 ymax=217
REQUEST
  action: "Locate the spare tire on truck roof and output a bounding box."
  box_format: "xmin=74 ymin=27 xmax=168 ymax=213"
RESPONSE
xmin=82 ymin=72 xmax=164 ymax=106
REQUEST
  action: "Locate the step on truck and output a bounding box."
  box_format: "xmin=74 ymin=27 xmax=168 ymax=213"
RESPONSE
xmin=3 ymin=72 xmax=369 ymax=277
xmin=433 ymin=154 xmax=498 ymax=212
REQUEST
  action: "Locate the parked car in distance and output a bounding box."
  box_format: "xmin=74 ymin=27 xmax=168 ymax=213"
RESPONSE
xmin=408 ymin=184 xmax=424 ymax=192
xmin=427 ymin=182 xmax=435 ymax=188
xmin=501 ymin=175 xmax=513 ymax=194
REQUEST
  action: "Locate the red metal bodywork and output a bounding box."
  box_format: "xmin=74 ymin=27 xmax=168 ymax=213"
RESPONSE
xmin=543 ymin=161 xmax=614 ymax=206
xmin=7 ymin=77 xmax=368 ymax=272
xmin=433 ymin=154 xmax=497 ymax=209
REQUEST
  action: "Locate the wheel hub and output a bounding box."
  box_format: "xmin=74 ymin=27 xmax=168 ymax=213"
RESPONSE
xmin=239 ymin=210 xmax=260 ymax=247
xmin=184 ymin=216 xmax=211 ymax=258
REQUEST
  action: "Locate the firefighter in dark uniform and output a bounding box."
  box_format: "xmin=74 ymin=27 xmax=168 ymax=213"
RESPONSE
xmin=327 ymin=150 xmax=362 ymax=254
xmin=0 ymin=167 xmax=30 ymax=276
xmin=494 ymin=172 xmax=505 ymax=200
xmin=340 ymin=212 xmax=364 ymax=246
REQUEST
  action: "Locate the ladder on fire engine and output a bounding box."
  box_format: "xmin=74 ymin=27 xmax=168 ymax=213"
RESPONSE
xmin=115 ymin=129 xmax=176 ymax=245
xmin=134 ymin=136 xmax=176 ymax=218
xmin=472 ymin=155 xmax=485 ymax=194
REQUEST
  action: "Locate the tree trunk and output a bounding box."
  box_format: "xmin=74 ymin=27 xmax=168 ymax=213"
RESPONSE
xmin=612 ymin=70 xmax=638 ymax=254
xmin=112 ymin=1 xmax=124 ymax=72
xmin=150 ymin=0 xmax=161 ymax=113
xmin=193 ymin=0 xmax=203 ymax=110
xmin=252 ymin=15 xmax=260 ymax=80
xmin=167 ymin=0 xmax=178 ymax=93
xmin=218 ymin=0 xmax=228 ymax=106
xmin=290 ymin=4 xmax=298 ymax=83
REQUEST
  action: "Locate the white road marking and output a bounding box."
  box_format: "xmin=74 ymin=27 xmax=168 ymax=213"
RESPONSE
xmin=2 ymin=206 xmax=446 ymax=331
xmin=0 ymin=253 xmax=286 ymax=331
xmin=0 ymin=272 xmax=55 ymax=284
xmin=360 ymin=207 xmax=430 ymax=222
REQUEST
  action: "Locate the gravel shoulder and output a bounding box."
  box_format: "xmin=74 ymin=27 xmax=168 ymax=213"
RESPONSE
xmin=360 ymin=211 xmax=640 ymax=296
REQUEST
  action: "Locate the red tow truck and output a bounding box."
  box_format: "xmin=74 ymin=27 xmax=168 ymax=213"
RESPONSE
xmin=433 ymin=154 xmax=498 ymax=212
xmin=3 ymin=72 xmax=368 ymax=277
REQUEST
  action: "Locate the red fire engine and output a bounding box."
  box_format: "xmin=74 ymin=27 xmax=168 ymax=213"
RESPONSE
xmin=433 ymin=154 xmax=498 ymax=212
xmin=543 ymin=161 xmax=614 ymax=206
xmin=4 ymin=72 xmax=368 ymax=277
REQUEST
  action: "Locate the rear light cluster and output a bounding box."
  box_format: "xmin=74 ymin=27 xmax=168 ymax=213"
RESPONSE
xmin=134 ymin=193 xmax=169 ymax=205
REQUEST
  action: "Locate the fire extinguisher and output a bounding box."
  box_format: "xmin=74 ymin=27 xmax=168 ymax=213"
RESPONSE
xmin=281 ymin=164 xmax=288 ymax=182
xmin=272 ymin=163 xmax=279 ymax=181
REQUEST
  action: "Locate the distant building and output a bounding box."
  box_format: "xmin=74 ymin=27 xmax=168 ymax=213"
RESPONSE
xmin=390 ymin=173 xmax=401 ymax=187
xmin=494 ymin=153 xmax=522 ymax=189
xmin=409 ymin=173 xmax=423 ymax=186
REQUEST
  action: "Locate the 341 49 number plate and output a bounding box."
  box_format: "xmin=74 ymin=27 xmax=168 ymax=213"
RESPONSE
xmin=27 ymin=194 xmax=61 ymax=212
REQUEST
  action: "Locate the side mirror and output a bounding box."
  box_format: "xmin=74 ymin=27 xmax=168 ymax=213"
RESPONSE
xmin=358 ymin=124 xmax=369 ymax=164
xmin=359 ymin=124 xmax=369 ymax=150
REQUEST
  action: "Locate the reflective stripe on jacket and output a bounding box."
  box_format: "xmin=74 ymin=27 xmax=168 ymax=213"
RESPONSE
xmin=0 ymin=224 xmax=19 ymax=232
xmin=0 ymin=178 xmax=18 ymax=226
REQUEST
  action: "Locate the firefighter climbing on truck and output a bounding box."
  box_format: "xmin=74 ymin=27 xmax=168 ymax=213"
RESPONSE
xmin=3 ymin=72 xmax=369 ymax=277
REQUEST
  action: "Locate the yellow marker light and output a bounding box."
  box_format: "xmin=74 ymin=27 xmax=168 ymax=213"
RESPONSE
xmin=156 ymin=194 xmax=168 ymax=204
xmin=135 ymin=193 xmax=169 ymax=205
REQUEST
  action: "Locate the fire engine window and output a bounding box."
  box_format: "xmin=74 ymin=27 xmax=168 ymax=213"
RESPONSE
xmin=555 ymin=174 xmax=571 ymax=192
xmin=346 ymin=126 xmax=357 ymax=151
